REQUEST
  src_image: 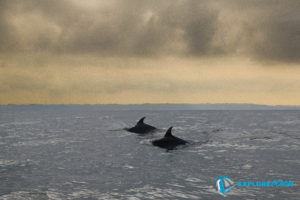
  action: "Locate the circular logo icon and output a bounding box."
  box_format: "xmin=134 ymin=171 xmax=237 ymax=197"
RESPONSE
xmin=216 ymin=175 xmax=233 ymax=195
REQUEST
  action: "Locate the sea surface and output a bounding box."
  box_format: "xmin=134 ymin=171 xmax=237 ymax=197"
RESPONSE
xmin=0 ymin=105 xmax=299 ymax=199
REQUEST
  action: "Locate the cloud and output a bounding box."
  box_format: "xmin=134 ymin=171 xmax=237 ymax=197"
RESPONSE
xmin=0 ymin=1 xmax=18 ymax=51
xmin=224 ymin=0 xmax=300 ymax=63
xmin=0 ymin=0 xmax=299 ymax=62
xmin=253 ymin=13 xmax=300 ymax=63
xmin=0 ymin=0 xmax=224 ymax=56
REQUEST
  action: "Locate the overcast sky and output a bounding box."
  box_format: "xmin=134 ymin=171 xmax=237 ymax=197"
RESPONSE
xmin=0 ymin=0 xmax=299 ymax=105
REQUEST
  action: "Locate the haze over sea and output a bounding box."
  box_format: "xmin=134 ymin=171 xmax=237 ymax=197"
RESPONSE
xmin=0 ymin=105 xmax=299 ymax=199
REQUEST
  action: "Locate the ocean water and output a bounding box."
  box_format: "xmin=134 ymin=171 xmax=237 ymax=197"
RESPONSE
xmin=0 ymin=105 xmax=299 ymax=199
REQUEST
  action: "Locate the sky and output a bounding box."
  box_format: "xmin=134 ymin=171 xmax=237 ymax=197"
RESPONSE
xmin=0 ymin=0 xmax=299 ymax=105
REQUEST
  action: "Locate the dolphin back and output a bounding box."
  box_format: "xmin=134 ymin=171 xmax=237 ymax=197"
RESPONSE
xmin=126 ymin=117 xmax=157 ymax=134
xmin=152 ymin=127 xmax=188 ymax=149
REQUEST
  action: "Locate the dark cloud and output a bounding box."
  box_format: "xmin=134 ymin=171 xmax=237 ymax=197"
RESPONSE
xmin=180 ymin=1 xmax=218 ymax=55
xmin=0 ymin=0 xmax=299 ymax=62
xmin=253 ymin=14 xmax=300 ymax=62
xmin=224 ymin=0 xmax=300 ymax=63
xmin=0 ymin=1 xmax=17 ymax=51
xmin=0 ymin=0 xmax=219 ymax=56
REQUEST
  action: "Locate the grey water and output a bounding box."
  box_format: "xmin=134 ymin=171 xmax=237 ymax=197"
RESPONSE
xmin=0 ymin=105 xmax=299 ymax=199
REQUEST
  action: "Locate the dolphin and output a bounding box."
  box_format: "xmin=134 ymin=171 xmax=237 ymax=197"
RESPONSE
xmin=152 ymin=127 xmax=188 ymax=149
xmin=126 ymin=117 xmax=157 ymax=134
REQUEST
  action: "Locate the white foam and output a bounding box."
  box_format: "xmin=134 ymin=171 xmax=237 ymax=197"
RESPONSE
xmin=166 ymin=183 xmax=185 ymax=188
xmin=241 ymin=164 xmax=252 ymax=170
xmin=128 ymin=185 xmax=199 ymax=199
xmin=12 ymin=138 xmax=65 ymax=147
xmin=123 ymin=164 xmax=135 ymax=169
xmin=0 ymin=159 xmax=20 ymax=167
xmin=0 ymin=159 xmax=35 ymax=167
xmin=0 ymin=191 xmax=48 ymax=200
xmin=214 ymin=150 xmax=227 ymax=153
xmin=185 ymin=177 xmax=205 ymax=183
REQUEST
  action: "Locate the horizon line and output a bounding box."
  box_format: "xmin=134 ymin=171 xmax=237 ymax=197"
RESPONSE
xmin=1 ymin=103 xmax=300 ymax=107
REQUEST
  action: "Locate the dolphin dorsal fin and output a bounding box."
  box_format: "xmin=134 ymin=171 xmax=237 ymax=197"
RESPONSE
xmin=137 ymin=117 xmax=146 ymax=125
xmin=165 ymin=127 xmax=173 ymax=137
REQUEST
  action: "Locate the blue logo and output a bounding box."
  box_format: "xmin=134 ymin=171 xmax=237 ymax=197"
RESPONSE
xmin=215 ymin=175 xmax=294 ymax=195
xmin=216 ymin=175 xmax=234 ymax=195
